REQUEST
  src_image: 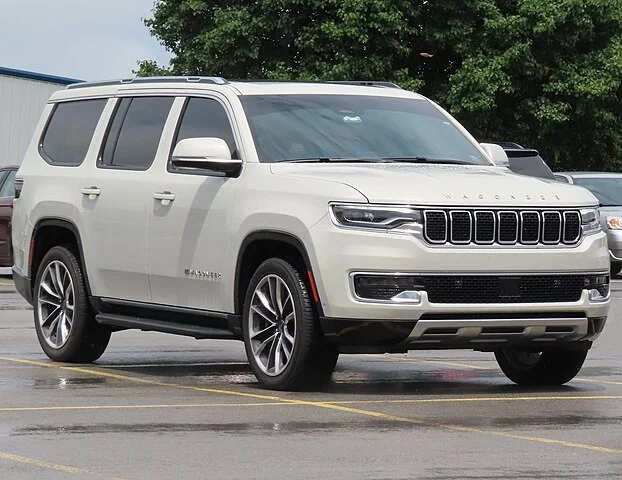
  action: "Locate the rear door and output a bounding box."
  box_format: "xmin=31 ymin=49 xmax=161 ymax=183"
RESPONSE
xmin=0 ymin=168 xmax=17 ymax=266
xmin=76 ymin=95 xmax=175 ymax=302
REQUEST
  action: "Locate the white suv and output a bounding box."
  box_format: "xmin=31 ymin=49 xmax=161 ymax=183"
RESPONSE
xmin=11 ymin=77 xmax=610 ymax=390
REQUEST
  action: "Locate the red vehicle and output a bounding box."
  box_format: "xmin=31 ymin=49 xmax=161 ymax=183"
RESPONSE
xmin=0 ymin=165 xmax=18 ymax=267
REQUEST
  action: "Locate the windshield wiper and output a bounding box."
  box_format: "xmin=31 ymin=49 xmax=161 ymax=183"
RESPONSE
xmin=281 ymin=157 xmax=388 ymax=164
xmin=381 ymin=156 xmax=474 ymax=165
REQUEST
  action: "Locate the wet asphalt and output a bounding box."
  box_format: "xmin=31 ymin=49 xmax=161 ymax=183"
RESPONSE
xmin=0 ymin=273 xmax=621 ymax=479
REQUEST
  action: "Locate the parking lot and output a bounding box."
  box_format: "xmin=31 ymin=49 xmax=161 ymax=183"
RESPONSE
xmin=1 ymin=271 xmax=621 ymax=479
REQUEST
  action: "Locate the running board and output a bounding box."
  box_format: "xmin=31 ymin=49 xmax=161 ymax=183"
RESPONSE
xmin=95 ymin=313 xmax=239 ymax=340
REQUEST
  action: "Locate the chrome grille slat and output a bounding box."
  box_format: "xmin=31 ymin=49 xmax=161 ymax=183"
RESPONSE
xmin=520 ymin=211 xmax=540 ymax=244
xmin=423 ymin=209 xmax=582 ymax=246
xmin=424 ymin=210 xmax=447 ymax=244
xmin=563 ymin=211 xmax=581 ymax=244
xmin=497 ymin=211 xmax=519 ymax=244
xmin=449 ymin=211 xmax=472 ymax=244
xmin=542 ymin=211 xmax=562 ymax=244
xmin=474 ymin=211 xmax=495 ymax=244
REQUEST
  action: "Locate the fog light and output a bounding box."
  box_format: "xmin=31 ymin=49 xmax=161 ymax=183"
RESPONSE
xmin=390 ymin=291 xmax=422 ymax=304
xmin=584 ymin=274 xmax=609 ymax=302
xmin=353 ymin=274 xmax=424 ymax=302
xmin=588 ymin=288 xmax=609 ymax=302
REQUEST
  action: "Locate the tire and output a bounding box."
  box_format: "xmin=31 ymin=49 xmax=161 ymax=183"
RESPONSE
xmin=242 ymin=258 xmax=338 ymax=391
xmin=611 ymin=262 xmax=622 ymax=276
xmin=33 ymin=246 xmax=111 ymax=363
xmin=494 ymin=346 xmax=589 ymax=386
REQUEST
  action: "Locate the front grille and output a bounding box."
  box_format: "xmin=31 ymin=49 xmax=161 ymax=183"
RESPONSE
xmin=421 ymin=275 xmax=585 ymax=304
xmin=424 ymin=209 xmax=582 ymax=246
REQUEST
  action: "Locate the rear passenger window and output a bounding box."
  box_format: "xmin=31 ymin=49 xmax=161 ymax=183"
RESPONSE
xmin=100 ymin=96 xmax=174 ymax=170
xmin=173 ymin=97 xmax=238 ymax=160
xmin=40 ymin=99 xmax=107 ymax=166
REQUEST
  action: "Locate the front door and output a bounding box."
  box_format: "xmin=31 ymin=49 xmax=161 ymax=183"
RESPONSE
xmin=147 ymin=96 xmax=240 ymax=312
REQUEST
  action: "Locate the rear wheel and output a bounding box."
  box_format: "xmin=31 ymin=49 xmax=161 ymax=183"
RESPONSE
xmin=242 ymin=258 xmax=338 ymax=391
xmin=33 ymin=246 xmax=111 ymax=363
xmin=494 ymin=346 xmax=589 ymax=386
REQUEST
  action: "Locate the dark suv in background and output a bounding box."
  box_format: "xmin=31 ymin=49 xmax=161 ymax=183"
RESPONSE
xmin=0 ymin=165 xmax=18 ymax=268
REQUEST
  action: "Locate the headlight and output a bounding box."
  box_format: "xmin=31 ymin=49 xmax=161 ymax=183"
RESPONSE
xmin=330 ymin=203 xmax=422 ymax=231
xmin=606 ymin=216 xmax=622 ymax=230
xmin=581 ymin=208 xmax=601 ymax=235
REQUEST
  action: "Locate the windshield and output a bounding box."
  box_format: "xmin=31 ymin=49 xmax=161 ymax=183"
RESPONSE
xmin=239 ymin=94 xmax=489 ymax=165
xmin=572 ymin=177 xmax=622 ymax=206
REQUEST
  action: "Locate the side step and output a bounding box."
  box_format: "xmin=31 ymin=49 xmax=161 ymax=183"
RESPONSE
xmin=95 ymin=313 xmax=239 ymax=340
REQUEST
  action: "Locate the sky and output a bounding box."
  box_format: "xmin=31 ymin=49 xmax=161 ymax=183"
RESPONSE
xmin=0 ymin=0 xmax=173 ymax=81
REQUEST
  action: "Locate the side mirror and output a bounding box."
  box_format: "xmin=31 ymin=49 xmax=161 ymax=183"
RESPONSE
xmin=171 ymin=137 xmax=242 ymax=177
xmin=479 ymin=142 xmax=510 ymax=167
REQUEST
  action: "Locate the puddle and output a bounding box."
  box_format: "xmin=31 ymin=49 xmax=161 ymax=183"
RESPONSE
xmin=12 ymin=419 xmax=414 ymax=436
xmin=30 ymin=377 xmax=108 ymax=389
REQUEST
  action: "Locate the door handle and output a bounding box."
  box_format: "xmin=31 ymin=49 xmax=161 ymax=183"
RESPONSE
xmin=81 ymin=187 xmax=101 ymax=198
xmin=154 ymin=191 xmax=175 ymax=205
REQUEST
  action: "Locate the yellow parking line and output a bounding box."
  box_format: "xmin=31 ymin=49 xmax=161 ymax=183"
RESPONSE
xmin=365 ymin=354 xmax=495 ymax=370
xmin=2 ymin=355 xmax=621 ymax=455
xmin=576 ymin=377 xmax=622 ymax=386
xmin=329 ymin=394 xmax=622 ymax=405
xmin=0 ymin=451 xmax=87 ymax=474
xmin=1 ymin=395 xmax=621 ymax=412
xmin=0 ymin=356 xmax=284 ymax=402
xmin=0 ymin=402 xmax=289 ymax=412
xmin=367 ymin=354 xmax=622 ymax=387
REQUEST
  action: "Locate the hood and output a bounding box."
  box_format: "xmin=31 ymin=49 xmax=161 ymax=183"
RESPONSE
xmin=270 ymin=163 xmax=598 ymax=207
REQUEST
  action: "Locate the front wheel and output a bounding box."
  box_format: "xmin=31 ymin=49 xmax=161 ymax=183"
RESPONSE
xmin=242 ymin=258 xmax=338 ymax=391
xmin=494 ymin=346 xmax=589 ymax=386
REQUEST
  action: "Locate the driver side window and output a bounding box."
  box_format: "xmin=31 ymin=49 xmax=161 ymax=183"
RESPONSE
xmin=172 ymin=97 xmax=238 ymax=162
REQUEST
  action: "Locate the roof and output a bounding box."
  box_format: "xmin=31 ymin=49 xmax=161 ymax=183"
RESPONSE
xmin=52 ymin=76 xmax=425 ymax=101
xmin=0 ymin=66 xmax=82 ymax=85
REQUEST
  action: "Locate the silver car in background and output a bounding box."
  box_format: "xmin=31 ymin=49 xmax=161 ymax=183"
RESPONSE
xmin=555 ymin=172 xmax=622 ymax=275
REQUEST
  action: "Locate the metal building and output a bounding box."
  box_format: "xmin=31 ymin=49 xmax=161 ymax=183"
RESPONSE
xmin=0 ymin=67 xmax=81 ymax=166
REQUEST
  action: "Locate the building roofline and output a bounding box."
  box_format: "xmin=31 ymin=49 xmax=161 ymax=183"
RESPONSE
xmin=0 ymin=66 xmax=82 ymax=85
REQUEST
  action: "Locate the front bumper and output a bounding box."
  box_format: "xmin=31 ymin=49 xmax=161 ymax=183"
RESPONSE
xmin=306 ymin=215 xmax=610 ymax=349
xmin=12 ymin=266 xmax=32 ymax=306
xmin=320 ymin=314 xmax=607 ymax=352
xmin=306 ymin=215 xmax=610 ymax=319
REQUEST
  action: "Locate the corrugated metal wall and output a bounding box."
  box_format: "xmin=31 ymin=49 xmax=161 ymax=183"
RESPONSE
xmin=0 ymin=75 xmax=64 ymax=166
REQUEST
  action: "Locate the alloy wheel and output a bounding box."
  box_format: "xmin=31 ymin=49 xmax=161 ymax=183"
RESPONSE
xmin=249 ymin=274 xmax=296 ymax=376
xmin=37 ymin=260 xmax=75 ymax=349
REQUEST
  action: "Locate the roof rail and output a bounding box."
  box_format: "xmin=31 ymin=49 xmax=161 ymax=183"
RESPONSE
xmin=325 ymin=80 xmax=402 ymax=89
xmin=66 ymin=76 xmax=229 ymax=89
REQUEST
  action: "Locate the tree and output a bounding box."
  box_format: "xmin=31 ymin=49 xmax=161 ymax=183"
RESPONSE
xmin=137 ymin=0 xmax=622 ymax=171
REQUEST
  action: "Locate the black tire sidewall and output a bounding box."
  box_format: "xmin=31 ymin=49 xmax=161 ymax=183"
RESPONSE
xmin=495 ymin=347 xmax=589 ymax=385
xmin=242 ymin=258 xmax=319 ymax=390
xmin=33 ymin=246 xmax=95 ymax=361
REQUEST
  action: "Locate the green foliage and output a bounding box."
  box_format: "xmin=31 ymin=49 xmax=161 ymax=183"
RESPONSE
xmin=137 ymin=0 xmax=622 ymax=171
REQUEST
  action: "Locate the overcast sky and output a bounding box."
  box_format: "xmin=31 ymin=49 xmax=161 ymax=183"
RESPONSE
xmin=0 ymin=0 xmax=172 ymax=81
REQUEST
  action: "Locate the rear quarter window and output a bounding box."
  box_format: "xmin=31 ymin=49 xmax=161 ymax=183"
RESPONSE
xmin=40 ymin=99 xmax=107 ymax=166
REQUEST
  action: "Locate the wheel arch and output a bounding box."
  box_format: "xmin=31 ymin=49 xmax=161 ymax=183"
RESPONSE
xmin=30 ymin=218 xmax=92 ymax=296
xmin=234 ymin=231 xmax=323 ymax=317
